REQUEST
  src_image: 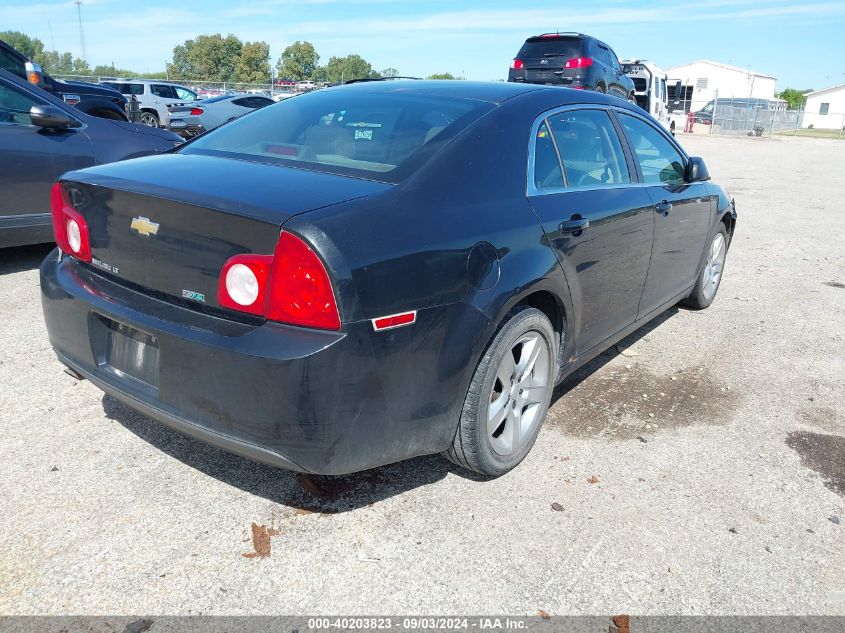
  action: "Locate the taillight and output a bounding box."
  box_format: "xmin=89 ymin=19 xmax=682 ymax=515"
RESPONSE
xmin=218 ymin=231 xmax=340 ymax=330
xmin=50 ymin=182 xmax=91 ymax=262
xmin=511 ymin=59 xmax=524 ymax=70
xmin=218 ymin=254 xmax=273 ymax=316
xmin=565 ymin=57 xmax=593 ymax=69
xmin=189 ymin=108 xmax=204 ymax=115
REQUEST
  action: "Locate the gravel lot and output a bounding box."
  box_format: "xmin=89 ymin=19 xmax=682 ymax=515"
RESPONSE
xmin=1 ymin=134 xmax=843 ymax=616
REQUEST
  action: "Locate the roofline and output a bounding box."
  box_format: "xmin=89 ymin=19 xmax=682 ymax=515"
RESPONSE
xmin=665 ymin=60 xmax=776 ymax=80
xmin=805 ymin=82 xmax=845 ymax=96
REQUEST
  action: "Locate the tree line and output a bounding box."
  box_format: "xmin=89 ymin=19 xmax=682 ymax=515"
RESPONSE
xmin=2 ymin=30 xmax=461 ymax=84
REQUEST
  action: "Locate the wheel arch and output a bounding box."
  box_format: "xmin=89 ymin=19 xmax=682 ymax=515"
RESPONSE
xmin=483 ymin=267 xmax=575 ymax=382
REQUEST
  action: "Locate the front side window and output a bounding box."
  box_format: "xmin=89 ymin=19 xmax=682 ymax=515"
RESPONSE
xmin=0 ymin=80 xmax=42 ymax=125
xmin=617 ymin=113 xmax=685 ymax=185
xmin=174 ymin=86 xmax=196 ymax=101
xmin=0 ymin=49 xmax=26 ymax=79
xmin=182 ymin=90 xmax=492 ymax=183
xmin=546 ymin=109 xmax=631 ymax=188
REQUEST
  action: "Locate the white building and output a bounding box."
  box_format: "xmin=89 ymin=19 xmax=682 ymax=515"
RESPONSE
xmin=802 ymin=83 xmax=845 ymax=129
xmin=666 ymin=60 xmax=777 ymax=112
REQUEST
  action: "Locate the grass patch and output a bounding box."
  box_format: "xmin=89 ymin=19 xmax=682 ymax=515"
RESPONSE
xmin=776 ymin=128 xmax=845 ymax=139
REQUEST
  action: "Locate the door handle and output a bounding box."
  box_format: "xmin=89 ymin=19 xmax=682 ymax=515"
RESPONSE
xmin=559 ymin=217 xmax=590 ymax=234
xmin=654 ymin=201 xmax=673 ymax=215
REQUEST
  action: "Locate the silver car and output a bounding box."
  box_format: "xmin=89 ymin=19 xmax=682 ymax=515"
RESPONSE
xmin=167 ymin=94 xmax=273 ymax=138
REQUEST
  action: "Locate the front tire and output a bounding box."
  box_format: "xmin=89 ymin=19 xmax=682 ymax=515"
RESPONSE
xmin=444 ymin=307 xmax=557 ymax=477
xmin=683 ymin=224 xmax=729 ymax=309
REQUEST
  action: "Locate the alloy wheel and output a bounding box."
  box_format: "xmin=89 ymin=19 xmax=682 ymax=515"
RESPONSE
xmin=488 ymin=332 xmax=551 ymax=456
xmin=702 ymin=232 xmax=727 ymax=300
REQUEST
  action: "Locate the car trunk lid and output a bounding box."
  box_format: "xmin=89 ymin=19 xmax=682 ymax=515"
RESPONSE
xmin=61 ymin=153 xmax=389 ymax=313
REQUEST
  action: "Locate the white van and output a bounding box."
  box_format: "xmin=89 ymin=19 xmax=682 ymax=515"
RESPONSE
xmin=621 ymin=60 xmax=674 ymax=133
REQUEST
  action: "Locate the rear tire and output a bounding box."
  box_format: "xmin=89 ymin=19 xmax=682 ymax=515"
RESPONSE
xmin=443 ymin=306 xmax=557 ymax=477
xmin=682 ymin=224 xmax=729 ymax=310
xmin=139 ymin=110 xmax=159 ymax=127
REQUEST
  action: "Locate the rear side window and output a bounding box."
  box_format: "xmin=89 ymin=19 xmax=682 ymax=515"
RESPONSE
xmin=546 ymin=110 xmax=631 ymax=188
xmin=517 ymin=37 xmax=582 ymax=60
xmin=617 ymin=113 xmax=685 ymax=185
xmin=533 ymin=122 xmax=563 ymax=190
xmin=182 ymin=90 xmax=493 ymax=183
xmin=151 ymin=84 xmax=176 ymax=98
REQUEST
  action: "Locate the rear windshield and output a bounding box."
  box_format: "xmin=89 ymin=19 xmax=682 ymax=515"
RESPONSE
xmin=517 ymin=37 xmax=583 ymax=59
xmin=180 ymin=89 xmax=493 ymax=183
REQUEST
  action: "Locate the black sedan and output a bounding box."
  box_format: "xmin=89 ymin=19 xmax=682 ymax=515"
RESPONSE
xmin=40 ymin=81 xmax=736 ymax=477
xmin=0 ymin=68 xmax=181 ymax=248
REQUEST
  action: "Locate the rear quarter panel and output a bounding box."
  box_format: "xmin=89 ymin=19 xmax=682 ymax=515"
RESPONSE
xmin=284 ymin=94 xmax=576 ymax=447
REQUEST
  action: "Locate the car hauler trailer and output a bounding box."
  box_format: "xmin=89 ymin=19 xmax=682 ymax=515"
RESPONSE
xmin=622 ymin=60 xmax=676 ymax=134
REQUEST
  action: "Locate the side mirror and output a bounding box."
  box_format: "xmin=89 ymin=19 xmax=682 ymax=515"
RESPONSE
xmin=685 ymin=156 xmax=710 ymax=183
xmin=30 ymin=104 xmax=79 ymax=130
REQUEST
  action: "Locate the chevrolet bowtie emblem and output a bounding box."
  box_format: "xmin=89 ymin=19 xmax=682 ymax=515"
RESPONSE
xmin=130 ymin=216 xmax=159 ymax=237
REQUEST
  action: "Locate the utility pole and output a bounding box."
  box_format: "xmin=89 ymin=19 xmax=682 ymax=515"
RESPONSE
xmin=74 ymin=0 xmax=88 ymax=63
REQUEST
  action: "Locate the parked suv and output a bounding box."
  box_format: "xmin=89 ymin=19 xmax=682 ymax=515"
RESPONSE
xmin=508 ymin=33 xmax=635 ymax=102
xmin=0 ymin=38 xmax=128 ymax=120
xmin=99 ymin=79 xmax=198 ymax=127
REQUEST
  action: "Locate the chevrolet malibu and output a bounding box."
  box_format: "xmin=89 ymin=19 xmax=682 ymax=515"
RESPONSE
xmin=40 ymin=81 xmax=736 ymax=477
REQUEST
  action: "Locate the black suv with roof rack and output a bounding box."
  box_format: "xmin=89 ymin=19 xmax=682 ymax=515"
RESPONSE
xmin=0 ymin=38 xmax=127 ymax=120
xmin=508 ymin=32 xmax=635 ymax=102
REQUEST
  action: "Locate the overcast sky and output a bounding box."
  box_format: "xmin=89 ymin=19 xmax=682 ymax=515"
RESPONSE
xmin=2 ymin=0 xmax=844 ymax=89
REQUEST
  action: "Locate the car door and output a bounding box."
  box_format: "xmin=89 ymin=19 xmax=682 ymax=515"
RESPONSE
xmin=607 ymin=46 xmax=631 ymax=99
xmin=150 ymin=83 xmax=179 ymax=123
xmin=0 ymin=76 xmax=95 ymax=245
xmin=614 ymin=111 xmax=713 ymax=315
xmin=527 ymin=107 xmax=655 ymax=354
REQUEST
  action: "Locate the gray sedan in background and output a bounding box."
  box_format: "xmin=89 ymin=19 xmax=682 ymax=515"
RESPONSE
xmin=0 ymin=68 xmax=181 ymax=249
xmin=167 ymin=94 xmax=274 ymax=138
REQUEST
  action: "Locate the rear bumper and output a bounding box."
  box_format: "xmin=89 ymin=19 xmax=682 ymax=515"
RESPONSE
xmin=167 ymin=119 xmax=206 ymax=138
xmin=40 ymin=252 xmax=469 ymax=474
xmin=508 ymin=69 xmax=585 ymax=87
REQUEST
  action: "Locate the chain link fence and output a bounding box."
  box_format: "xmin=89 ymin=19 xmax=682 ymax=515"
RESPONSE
xmin=667 ymin=97 xmax=845 ymax=139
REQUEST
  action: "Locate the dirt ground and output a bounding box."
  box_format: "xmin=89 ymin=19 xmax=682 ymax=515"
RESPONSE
xmin=0 ymin=133 xmax=843 ymax=615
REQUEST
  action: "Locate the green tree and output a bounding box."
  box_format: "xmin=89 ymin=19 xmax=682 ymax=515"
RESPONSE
xmin=35 ymin=50 xmax=88 ymax=75
xmin=169 ymin=34 xmax=243 ymax=82
xmin=323 ymin=54 xmax=378 ymax=84
xmin=275 ymin=41 xmax=319 ymax=81
xmin=0 ymin=30 xmax=44 ymax=60
xmin=235 ymin=41 xmax=270 ymax=83
xmin=91 ymin=63 xmax=138 ymax=78
xmin=778 ymin=87 xmax=809 ymax=110
xmin=381 ymin=67 xmax=399 ymax=78
xmin=427 ymin=72 xmax=462 ymax=80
